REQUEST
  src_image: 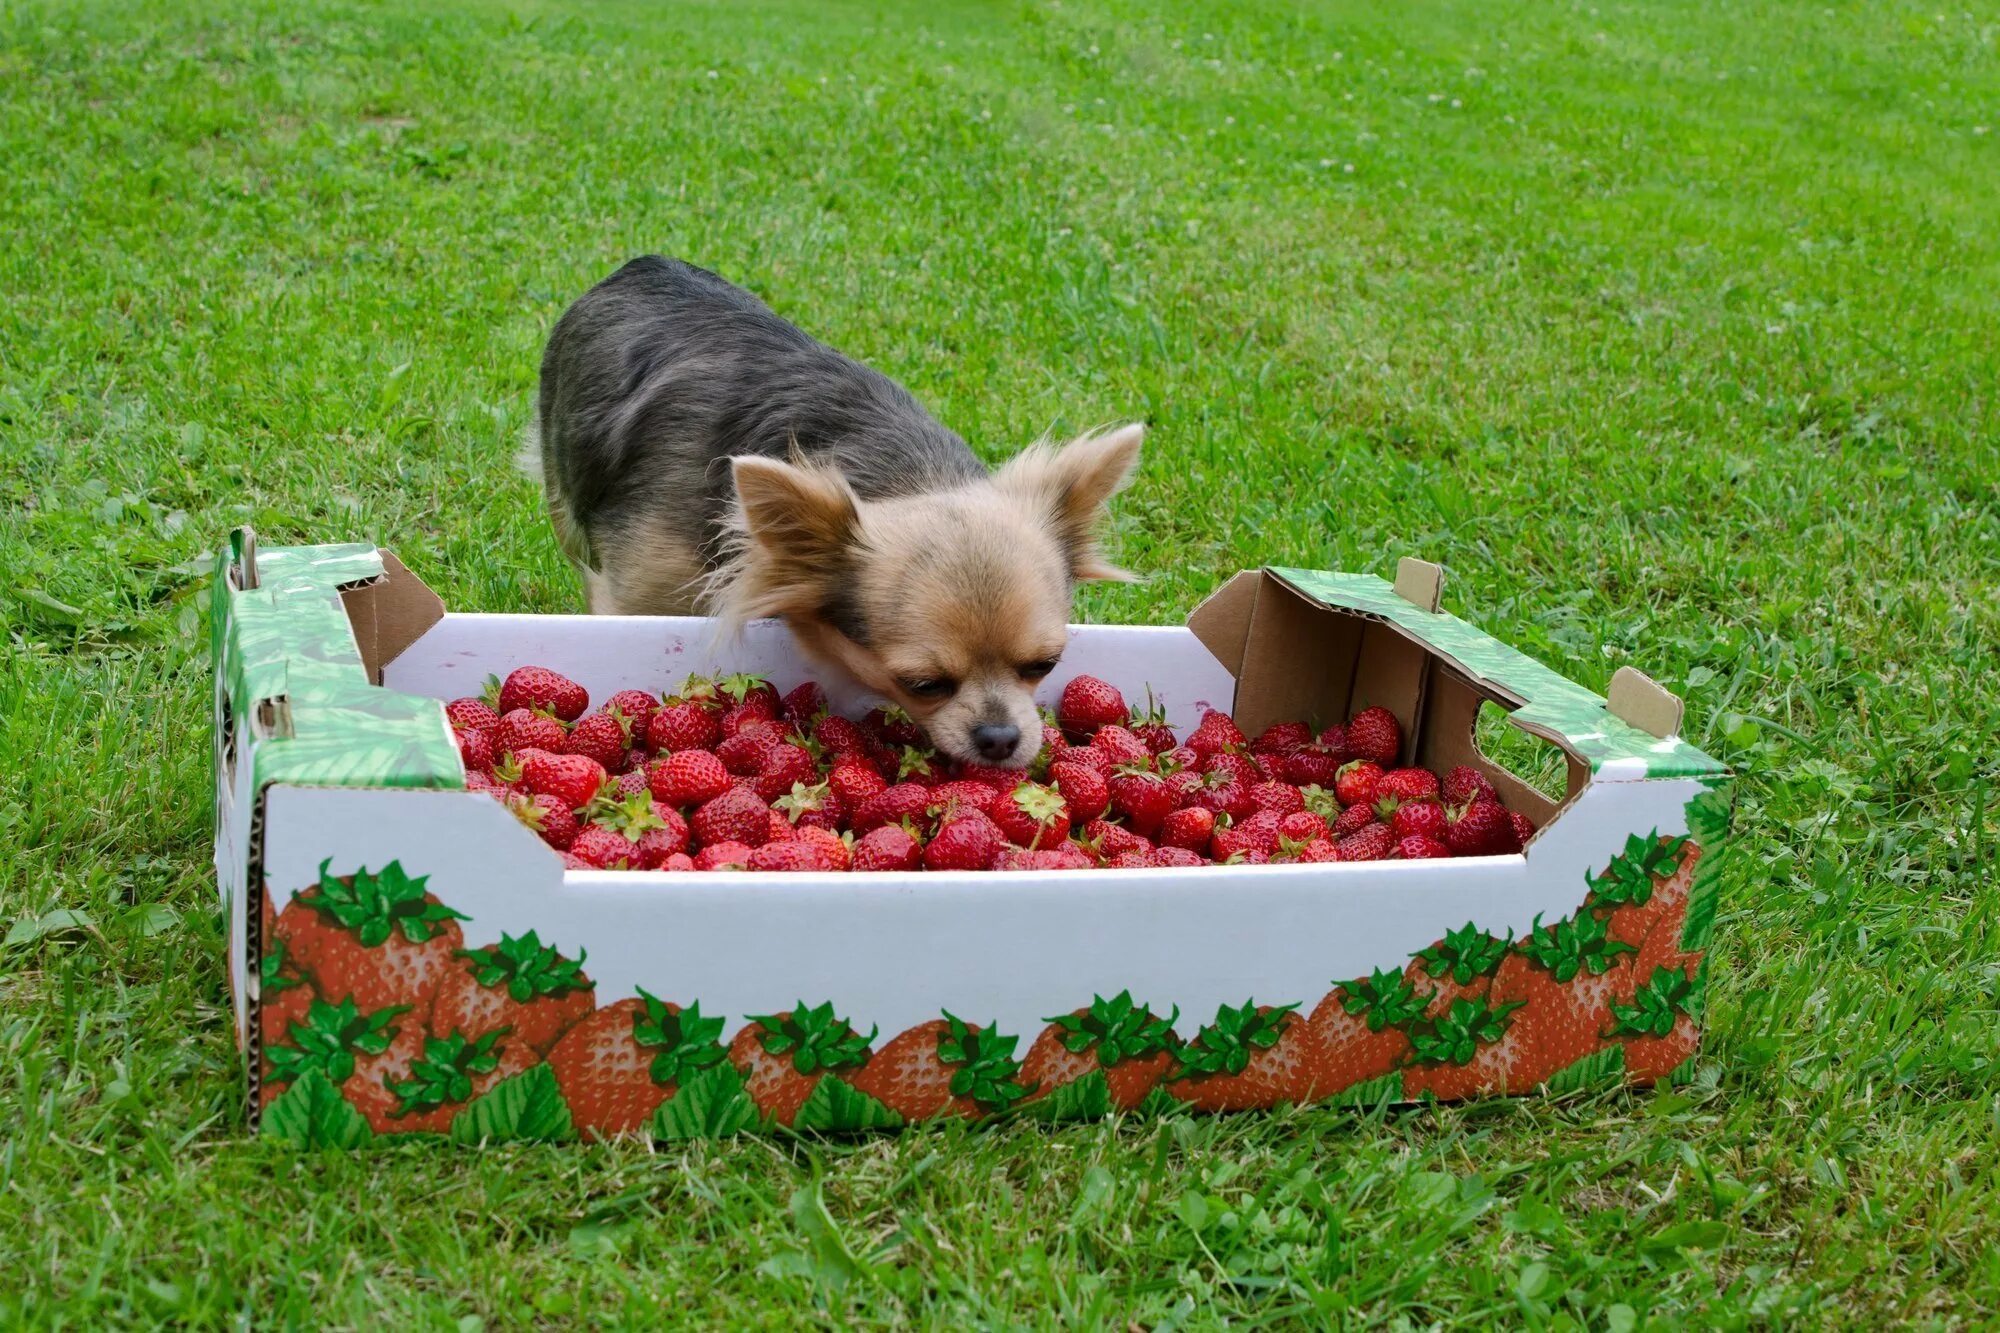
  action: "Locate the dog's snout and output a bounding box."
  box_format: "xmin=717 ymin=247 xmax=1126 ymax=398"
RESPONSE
xmin=971 ymin=723 xmax=1022 ymax=762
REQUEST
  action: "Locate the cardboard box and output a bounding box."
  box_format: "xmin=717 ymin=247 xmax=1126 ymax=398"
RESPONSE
xmin=213 ymin=530 xmax=1731 ymax=1147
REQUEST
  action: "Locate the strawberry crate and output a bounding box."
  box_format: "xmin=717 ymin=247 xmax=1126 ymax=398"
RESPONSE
xmin=212 ymin=529 xmax=1731 ymax=1147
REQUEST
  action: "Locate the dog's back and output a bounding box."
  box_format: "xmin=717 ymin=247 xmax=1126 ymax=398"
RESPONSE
xmin=536 ymin=256 xmax=983 ymax=612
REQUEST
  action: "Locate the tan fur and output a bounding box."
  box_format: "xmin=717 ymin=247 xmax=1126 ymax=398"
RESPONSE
xmin=585 ymin=527 xmax=709 ymax=616
xmin=622 ymin=426 xmax=1142 ymax=763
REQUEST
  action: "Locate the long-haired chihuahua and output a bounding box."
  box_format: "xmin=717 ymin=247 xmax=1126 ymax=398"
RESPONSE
xmin=533 ymin=256 xmax=1143 ymax=768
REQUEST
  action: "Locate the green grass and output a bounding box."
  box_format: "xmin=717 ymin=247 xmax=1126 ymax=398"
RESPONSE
xmin=4 ymin=0 xmax=1998 ymax=1324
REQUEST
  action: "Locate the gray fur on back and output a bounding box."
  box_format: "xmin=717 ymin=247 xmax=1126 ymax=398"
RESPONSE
xmin=537 ymin=256 xmax=985 ymax=571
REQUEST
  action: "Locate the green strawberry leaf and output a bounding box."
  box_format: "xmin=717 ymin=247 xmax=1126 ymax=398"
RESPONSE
xmin=1517 ymin=910 xmax=1635 ymax=983
xmin=790 ymin=1076 xmax=902 ymax=1132
xmin=265 ymin=997 xmax=410 ymax=1087
xmin=386 ymin=1029 xmax=506 ymax=1116
xmin=1045 ymin=991 xmax=1181 ymax=1067
xmin=1609 ymin=967 xmax=1699 ymax=1038
xmin=1413 ymin=922 xmax=1512 ymax=986
xmin=260 ymin=936 xmax=302 ymax=994
xmin=1408 ymin=997 xmax=1523 ymax=1067
xmin=260 ymin=1069 xmax=373 ymax=1149
xmin=716 ymin=672 xmax=769 ymax=705
xmin=651 ymin=1062 xmax=762 ymax=1140
xmin=1339 ymin=967 xmax=1428 ymax=1031
xmin=450 ymin=1064 xmax=574 ymax=1144
xmin=1542 ymin=1044 xmax=1625 ymax=1095
xmin=633 ymin=992 xmax=728 ymax=1086
xmin=456 ymin=931 xmax=593 ymax=1003
xmin=750 ymin=1001 xmax=874 ymax=1076
xmin=935 ymin=1012 xmax=1034 ymax=1112
xmin=1173 ymin=1000 xmax=1301 ymax=1081
xmin=1324 ymin=1070 xmax=1404 ymax=1109
xmin=1016 ymin=1070 xmax=1113 ymax=1123
xmin=305 ymin=859 xmax=467 ymax=948
xmin=1585 ymin=831 xmax=1689 ymax=908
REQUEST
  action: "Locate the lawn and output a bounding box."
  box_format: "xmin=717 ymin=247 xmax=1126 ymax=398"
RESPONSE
xmin=3 ymin=0 xmax=1997 ymax=1324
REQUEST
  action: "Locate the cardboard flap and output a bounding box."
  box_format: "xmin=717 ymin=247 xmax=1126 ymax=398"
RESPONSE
xmin=1185 ymin=570 xmax=1262 ymax=677
xmin=340 ymin=549 xmax=445 ymax=684
xmin=1606 ymin=667 xmax=1683 ymax=740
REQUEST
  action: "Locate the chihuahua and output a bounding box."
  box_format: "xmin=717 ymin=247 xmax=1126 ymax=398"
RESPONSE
xmin=534 ymin=256 xmax=1143 ymax=767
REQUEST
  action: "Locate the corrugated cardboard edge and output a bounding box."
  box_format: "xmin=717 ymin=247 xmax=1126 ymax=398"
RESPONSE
xmin=340 ymin=549 xmax=446 ymax=684
xmin=1185 ymin=570 xmax=1262 ymax=677
xmin=1606 ymin=666 xmax=1683 ymax=740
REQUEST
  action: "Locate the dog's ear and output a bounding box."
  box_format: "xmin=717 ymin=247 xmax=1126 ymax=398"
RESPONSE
xmin=728 ymin=455 xmax=860 ymax=617
xmin=996 ymin=423 xmax=1144 ymax=582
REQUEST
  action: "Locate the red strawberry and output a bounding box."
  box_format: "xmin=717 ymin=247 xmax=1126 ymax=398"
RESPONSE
xmin=1337 ymin=823 xmax=1396 ymax=862
xmin=851 ymin=824 xmax=923 ymax=871
xmin=1333 ymin=760 xmax=1384 ymax=808
xmin=1019 ymin=992 xmax=1181 ymax=1109
xmin=1186 ymin=709 xmax=1246 ymax=760
xmin=863 ymin=704 xmax=925 ymax=748
xmin=1345 ymin=705 xmax=1402 ymax=765
xmin=928 ymin=780 xmax=998 ymax=822
xmin=773 ymin=779 xmax=844 ymax=832
xmin=661 ymin=852 xmax=696 ymax=871
xmin=1305 ymin=967 xmax=1427 ymax=1100
xmin=1163 ymin=768 xmax=1203 ymax=806
xmin=828 ymin=757 xmax=888 ymax=810
xmin=1107 ymin=767 xmax=1175 ymax=835
xmin=601 ymin=689 xmax=658 ymax=742
xmin=464 ymin=771 xmax=511 ymax=798
xmin=781 ymin=681 xmax=828 ymax=723
xmin=814 ymin=714 xmax=869 ymax=758
xmin=995 ymin=845 xmax=1094 ymax=870
xmin=992 ymin=782 xmax=1072 ymax=849
xmin=547 ymin=993 xmax=729 ymax=1138
xmin=1390 ymin=799 xmax=1449 ymax=841
xmin=693 ymin=841 xmax=754 ymax=870
xmin=446 ymin=697 xmax=501 ymax=733
xmin=1191 ymin=753 xmax=1258 ymax=819
xmin=1442 ymin=764 xmax=1496 ymax=808
xmin=754 ymin=743 xmax=817 ymax=803
xmin=895 ymin=746 xmax=943 ymax=786
xmin=1150 ymin=845 xmax=1206 ymax=867
xmin=257 ymin=937 xmax=318 ymax=1059
xmin=1166 ymin=1002 xmax=1310 ymax=1110
xmin=1288 ymin=838 xmax=1341 ymax=863
xmin=1249 ymin=780 xmax=1305 ymax=816
xmin=1399 ymin=995 xmax=1524 ymax=1101
xmin=748 ymin=839 xmax=834 ymax=871
xmin=791 ymin=826 xmax=852 ymax=871
xmin=649 ymin=750 xmax=730 ymax=808
xmin=720 ymin=703 xmax=777 ymax=742
xmin=1282 ymin=743 xmax=1345 ymax=788
xmin=1051 ymin=743 xmax=1110 ymax=773
xmin=1057 ymin=675 xmax=1127 ymax=739
xmin=666 ymin=674 xmax=725 ymax=713
xmin=262 ymin=997 xmax=450 ymax=1132
xmin=845 ymin=1014 xmax=1033 ymax=1120
xmin=1212 ymin=809 xmax=1282 ymax=861
xmin=1107 ymin=851 xmax=1151 ymax=868
xmin=559 ymin=852 xmax=593 ymax=871
xmin=1080 ymin=819 xmax=1151 ymax=861
xmin=564 ymin=713 xmax=629 ymax=770
xmin=728 ymin=1003 xmax=875 ymax=1126
xmin=1509 ymin=810 xmax=1538 ymax=846
xmin=511 ymin=792 xmax=579 ymax=850
xmin=1250 ymin=721 xmax=1312 ymax=756
xmin=497 ymin=666 xmax=588 ymax=722
xmin=522 ymin=751 xmax=608 ymax=811
xmin=717 ymin=672 xmax=782 ymax=716
xmin=923 ymin=811 xmax=1004 ymax=871
xmin=1403 ymin=921 xmax=1512 ymax=1019
xmin=958 ymin=763 xmax=1029 ymax=791
xmin=1612 ymin=965 xmax=1702 ymax=1083
xmin=691 ymin=787 xmax=772 ymax=847
xmin=1158 ymin=806 xmax=1216 ymax=852
xmin=428 ymin=931 xmax=594 ymax=1056
xmin=496 ymin=708 xmax=567 ymax=757
xmin=1395 ymin=835 xmax=1452 ymax=859
xmin=1050 ymin=761 xmax=1110 ymax=823
xmin=1132 ymin=721 xmax=1179 ymax=753
xmin=851 ymin=782 xmax=934 ymax=834
xmin=1315 ymin=723 xmax=1351 ymax=758
xmin=274 ymin=863 xmax=466 ymax=1024
xmin=1090 ymin=724 xmax=1151 ymax=767
xmin=648 ymin=701 xmax=721 ymax=753
xmin=1445 ymin=799 xmax=1522 ymax=856
xmin=454 ymin=726 xmax=496 ymax=773
xmin=717 ymin=725 xmax=781 ymax=776
xmin=569 ymin=824 xmax=642 ymax=869
xmin=1277 ymin=810 xmax=1329 ymax=844
xmin=1372 ymin=767 xmax=1441 ymax=817
xmin=627 ymin=803 xmax=692 ymax=865
xmin=1331 ymin=802 xmax=1378 ymax=838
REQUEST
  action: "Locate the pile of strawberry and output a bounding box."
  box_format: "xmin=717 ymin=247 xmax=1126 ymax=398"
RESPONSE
xmin=449 ymin=666 xmax=1538 ymax=873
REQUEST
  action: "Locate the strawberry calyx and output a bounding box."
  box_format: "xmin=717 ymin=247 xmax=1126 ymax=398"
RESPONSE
xmin=1407 ymin=996 xmax=1523 ymax=1067
xmin=1412 ymin=921 xmax=1512 ymax=987
xmin=1585 ymin=830 xmax=1689 ymax=908
xmin=1608 ymin=967 xmax=1699 ymax=1039
xmin=716 ymin=672 xmax=770 ymax=705
xmin=303 ymin=859 xmax=467 ymax=947
xmin=633 ymin=991 xmax=728 ymax=1086
xmin=749 ymin=1001 xmax=875 ymax=1075
xmin=897 ymin=747 xmax=937 ymax=782
xmin=490 ymin=753 xmax=525 ymax=786
xmin=1174 ymin=1000 xmax=1300 ymax=1080
xmin=1298 ymin=784 xmax=1341 ymax=820
xmin=1046 ymin=990 xmax=1180 ymax=1068
xmin=936 ymin=1011 xmax=1035 ymax=1112
xmin=667 ymin=674 xmax=722 ymax=711
xmin=386 ymin=1029 xmax=507 ymax=1116
xmin=774 ymin=780 xmax=835 ymax=823
xmin=1337 ymin=966 xmax=1428 ymax=1032
xmin=480 ymin=673 xmax=504 ymax=710
xmin=1516 ymin=910 xmax=1634 ymax=983
xmin=588 ymin=791 xmax=666 ymax=840
xmin=266 ymin=996 xmax=410 ymax=1086
xmin=455 ymin=930 xmax=592 ymax=1002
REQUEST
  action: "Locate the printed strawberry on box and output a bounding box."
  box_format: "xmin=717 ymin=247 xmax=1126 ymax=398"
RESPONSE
xmin=212 ymin=529 xmax=1731 ymax=1147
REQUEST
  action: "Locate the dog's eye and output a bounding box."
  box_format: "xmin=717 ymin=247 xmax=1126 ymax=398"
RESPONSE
xmin=901 ymin=677 xmax=956 ymax=700
xmin=1018 ymin=659 xmax=1059 ymax=682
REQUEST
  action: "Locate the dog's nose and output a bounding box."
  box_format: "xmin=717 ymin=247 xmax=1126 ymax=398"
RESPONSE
xmin=971 ymin=724 xmax=1021 ymax=762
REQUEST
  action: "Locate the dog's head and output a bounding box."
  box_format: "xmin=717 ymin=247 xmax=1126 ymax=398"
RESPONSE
xmin=721 ymin=424 xmax=1143 ymax=767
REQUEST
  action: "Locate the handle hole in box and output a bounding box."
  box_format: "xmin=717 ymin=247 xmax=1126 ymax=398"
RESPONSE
xmin=1473 ymin=700 xmax=1567 ymax=801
